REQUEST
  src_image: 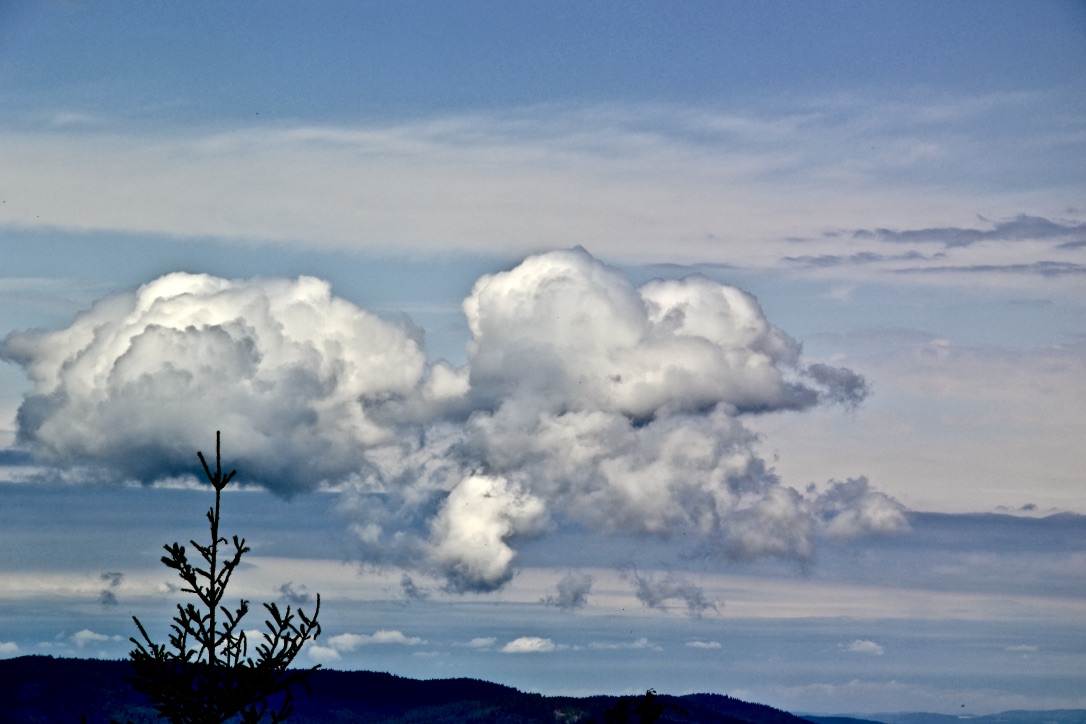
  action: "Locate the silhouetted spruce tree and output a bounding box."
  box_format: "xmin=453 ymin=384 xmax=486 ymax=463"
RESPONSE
xmin=126 ymin=432 xmax=321 ymax=724
xmin=601 ymin=689 xmax=685 ymax=723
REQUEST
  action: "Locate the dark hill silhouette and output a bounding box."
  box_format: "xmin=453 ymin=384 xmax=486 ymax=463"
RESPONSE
xmin=0 ymin=655 xmax=812 ymax=723
xmin=4 ymin=656 xmax=1084 ymax=723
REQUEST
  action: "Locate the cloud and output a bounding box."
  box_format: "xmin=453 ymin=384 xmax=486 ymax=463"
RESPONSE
xmin=541 ymin=571 xmax=593 ymax=610
xmin=622 ymin=568 xmax=719 ymax=618
xmin=4 ymin=90 xmax=1080 ymax=268
xmin=810 ymin=477 xmax=910 ymax=539
xmin=100 ymin=572 xmax=124 ymax=587
xmin=803 ymin=364 xmax=871 ymax=411
xmin=0 ymin=273 xmax=431 ymax=493
xmin=71 ymin=629 xmax=120 ymax=648
xmin=400 ymin=574 xmax=430 ymax=601
xmin=0 ymin=641 xmax=19 ymax=656
xmin=277 ymin=582 xmax=310 ymax=605
xmin=778 ymin=213 xmax=1086 ymax=288
xmin=428 ymin=475 xmax=548 ymax=593
xmin=894 ymin=260 xmax=1086 ymax=278
xmin=855 ymin=214 xmax=1086 ymax=248
xmin=501 ymin=636 xmax=556 ymax=653
xmin=97 ymin=571 xmax=123 ymax=607
xmin=3 ymin=249 xmax=899 ymax=594
xmin=463 ymin=637 xmax=497 ymax=649
xmin=325 ymin=630 xmax=426 ymax=652
xmin=307 ymin=629 xmax=432 ymax=660
xmin=589 ymin=637 xmax=660 ymax=651
xmin=306 ymin=645 xmax=341 ymax=663
xmin=783 ymin=250 xmax=939 ymax=267
xmin=686 ymin=640 xmax=722 ymax=649
xmin=843 ymin=639 xmax=885 ymax=655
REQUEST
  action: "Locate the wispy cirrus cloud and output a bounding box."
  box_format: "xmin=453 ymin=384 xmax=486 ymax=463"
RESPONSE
xmin=893 ymin=260 xmax=1086 ymax=278
xmin=1 ymin=92 xmax=1080 ymax=266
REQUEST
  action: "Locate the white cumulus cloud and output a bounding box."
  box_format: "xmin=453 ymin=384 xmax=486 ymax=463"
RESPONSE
xmin=0 ymin=273 xmax=430 ymax=492
xmin=686 ymin=640 xmax=722 ymax=649
xmin=463 ymin=637 xmax=497 ymax=649
xmin=501 ymin=636 xmax=557 ymax=653
xmin=326 ymin=630 xmax=426 ymax=652
xmin=2 ymin=248 xmax=905 ymax=595
xmin=71 ymin=629 xmax=119 ymax=648
xmin=844 ymin=639 xmax=885 ymax=655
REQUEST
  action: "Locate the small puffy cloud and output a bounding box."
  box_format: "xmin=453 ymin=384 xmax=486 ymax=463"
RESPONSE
xmin=100 ymin=572 xmax=124 ymax=587
xmin=0 ymin=641 xmax=19 ymax=656
xmin=307 ymin=644 xmax=341 ymax=663
xmin=98 ymin=571 xmax=123 ymax=606
xmin=71 ymin=629 xmax=120 ymax=648
xmin=463 ymin=637 xmax=497 ymax=649
xmin=843 ymin=639 xmax=885 ymax=655
xmin=622 ymin=568 xmax=718 ymax=618
xmin=686 ymin=640 xmax=722 ymax=649
xmin=803 ymin=363 xmax=871 ymax=410
xmin=326 ymin=630 xmax=425 ymax=653
xmin=400 ymin=574 xmax=430 ymax=601
xmin=243 ymin=629 xmax=270 ymax=645
xmin=501 ymin=636 xmax=556 ymax=653
xmin=590 ymin=637 xmax=661 ymax=652
xmin=812 ymin=477 xmax=910 ymax=539
xmin=542 ymin=571 xmax=593 ymax=610
xmin=277 ymin=582 xmax=310 ymax=605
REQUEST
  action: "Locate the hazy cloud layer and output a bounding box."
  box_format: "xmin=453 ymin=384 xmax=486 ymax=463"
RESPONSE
xmin=3 ymin=92 xmax=1081 ymax=269
xmin=2 ymin=249 xmax=906 ymax=594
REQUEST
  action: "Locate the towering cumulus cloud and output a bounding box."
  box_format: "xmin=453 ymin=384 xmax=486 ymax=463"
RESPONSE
xmin=2 ymin=249 xmax=903 ymax=593
xmin=1 ymin=273 xmax=430 ymax=493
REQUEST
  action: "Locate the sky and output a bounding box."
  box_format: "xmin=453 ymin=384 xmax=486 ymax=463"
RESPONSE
xmin=0 ymin=0 xmax=1084 ymax=716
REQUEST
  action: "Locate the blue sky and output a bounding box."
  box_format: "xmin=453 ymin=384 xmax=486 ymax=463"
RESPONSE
xmin=0 ymin=0 xmax=1084 ymax=715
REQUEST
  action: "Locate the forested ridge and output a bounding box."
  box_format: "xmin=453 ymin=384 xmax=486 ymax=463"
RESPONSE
xmin=1 ymin=655 xmax=807 ymax=723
